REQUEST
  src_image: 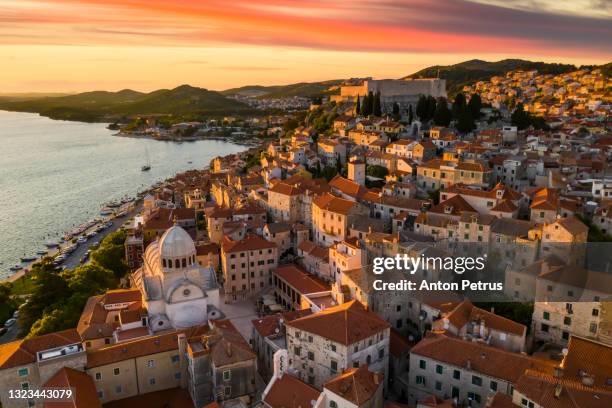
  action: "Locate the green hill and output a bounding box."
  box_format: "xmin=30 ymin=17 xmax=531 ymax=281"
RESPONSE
xmin=0 ymin=85 xmax=251 ymax=122
xmin=405 ymin=59 xmax=578 ymax=96
xmin=222 ymin=80 xmax=343 ymax=99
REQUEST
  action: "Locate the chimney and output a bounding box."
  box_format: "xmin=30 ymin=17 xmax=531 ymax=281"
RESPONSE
xmin=554 ymin=366 xmax=563 ymax=378
xmin=466 ymin=359 xmax=472 ymax=370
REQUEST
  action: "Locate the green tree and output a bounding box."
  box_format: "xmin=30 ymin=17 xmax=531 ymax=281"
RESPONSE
xmin=19 ymin=260 xmax=71 ymax=335
xmin=511 ymin=103 xmax=531 ymax=130
xmin=366 ymin=165 xmax=388 ymax=179
xmin=321 ymin=166 xmax=338 ymax=181
xmin=408 ymin=105 xmax=414 ymax=124
xmin=456 ymin=107 xmax=475 ymax=133
xmin=392 ymin=102 xmax=400 ymax=121
xmin=452 ymin=92 xmax=467 ymax=119
xmin=0 ymin=282 xmax=16 ymax=322
xmin=468 ymin=93 xmax=482 ymax=119
xmin=426 ymin=96 xmax=437 ymax=121
xmin=416 ymin=95 xmax=428 ymax=121
xmin=355 ymin=95 xmax=361 ymax=115
xmin=90 ymin=230 xmax=128 ymax=278
xmin=373 ymin=92 xmax=382 ymax=117
xmin=363 ymin=91 xmax=374 ymax=116
xmin=433 ymin=97 xmax=452 ymax=126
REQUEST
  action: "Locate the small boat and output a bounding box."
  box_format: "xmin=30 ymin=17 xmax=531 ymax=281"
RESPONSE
xmin=36 ymin=250 xmax=48 ymax=256
xmin=9 ymin=265 xmax=23 ymax=272
xmin=45 ymin=242 xmax=60 ymax=248
xmin=77 ymin=236 xmax=87 ymax=244
xmin=20 ymin=256 xmax=37 ymax=263
xmin=141 ymin=145 xmax=151 ymax=171
xmin=100 ymin=208 xmax=113 ymax=216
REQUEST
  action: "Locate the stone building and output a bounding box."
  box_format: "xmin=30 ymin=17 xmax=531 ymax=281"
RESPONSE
xmin=285 ymin=301 xmax=390 ymax=390
xmin=220 ymin=234 xmax=278 ymax=302
xmin=132 ymin=224 xmax=221 ymax=332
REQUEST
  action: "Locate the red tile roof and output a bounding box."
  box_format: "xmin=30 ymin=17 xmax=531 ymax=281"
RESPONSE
xmin=0 ymin=329 xmax=81 ymax=370
xmin=411 ymin=332 xmax=554 ymax=384
xmin=274 ymin=264 xmax=330 ymax=295
xmin=222 ymin=234 xmax=277 ymax=253
xmin=43 ymin=367 xmax=101 ymax=408
xmin=286 ymin=301 xmax=390 ymax=345
xmin=263 ymin=373 xmax=321 ymax=408
xmin=324 ymin=365 xmax=383 ymax=405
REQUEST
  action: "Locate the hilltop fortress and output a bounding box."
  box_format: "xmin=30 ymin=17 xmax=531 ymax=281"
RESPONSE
xmin=331 ymin=78 xmax=447 ymax=111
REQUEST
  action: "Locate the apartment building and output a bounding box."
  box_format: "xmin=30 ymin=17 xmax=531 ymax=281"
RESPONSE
xmin=273 ymin=263 xmax=331 ymax=311
xmin=408 ymin=333 xmax=551 ymax=407
xmin=532 ymin=263 xmax=612 ymax=347
xmin=312 ymin=193 xmax=368 ymax=246
xmin=285 ymin=301 xmax=390 ymax=390
xmin=221 ymin=235 xmax=278 ymax=301
xmin=184 ymin=320 xmax=257 ymax=406
xmin=77 ymin=289 xmax=145 ymax=350
xmin=267 ymin=176 xmax=330 ymax=224
xmin=417 ymin=159 xmax=491 ymax=191
xmin=0 ymin=330 xmax=85 ymax=408
xmin=432 ymin=300 xmax=527 ymax=352
xmin=85 ymin=331 xmax=183 ymax=404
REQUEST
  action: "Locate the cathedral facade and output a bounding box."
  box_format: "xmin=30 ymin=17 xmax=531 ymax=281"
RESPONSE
xmin=133 ymin=224 xmax=220 ymax=332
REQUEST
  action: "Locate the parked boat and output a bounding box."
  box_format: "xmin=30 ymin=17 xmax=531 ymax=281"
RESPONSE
xmin=36 ymin=250 xmax=48 ymax=256
xmin=20 ymin=256 xmax=37 ymax=263
xmin=45 ymin=242 xmax=60 ymax=248
xmin=100 ymin=208 xmax=113 ymax=216
xmin=9 ymin=265 xmax=22 ymax=272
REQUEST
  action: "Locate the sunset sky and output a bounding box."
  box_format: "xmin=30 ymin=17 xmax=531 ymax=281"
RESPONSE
xmin=1 ymin=0 xmax=610 ymax=93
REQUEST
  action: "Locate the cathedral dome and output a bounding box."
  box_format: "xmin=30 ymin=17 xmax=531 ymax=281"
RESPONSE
xmin=159 ymin=225 xmax=196 ymax=260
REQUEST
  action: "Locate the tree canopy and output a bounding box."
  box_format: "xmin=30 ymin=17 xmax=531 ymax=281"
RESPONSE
xmin=20 ymin=230 xmax=128 ymax=337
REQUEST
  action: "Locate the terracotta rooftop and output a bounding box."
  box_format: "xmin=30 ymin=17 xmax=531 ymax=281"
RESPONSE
xmin=263 ymin=373 xmax=321 ymax=408
xmin=252 ymin=310 xmax=313 ymax=337
xmin=222 ymin=234 xmax=277 ymax=253
xmin=411 ymin=332 xmax=554 ymax=384
xmin=286 ymin=300 xmax=390 ymax=346
xmin=86 ymin=330 xmax=179 ymax=368
xmin=562 ymin=336 xmax=612 ymax=389
xmin=274 ymin=264 xmax=330 ymax=295
xmin=514 ymin=369 xmax=612 ymax=408
xmin=313 ymin=192 xmax=359 ymax=215
xmin=0 ymin=329 xmax=82 ymax=370
xmin=441 ymin=300 xmax=527 ymax=337
xmin=43 ymin=367 xmax=101 ymax=408
xmin=324 ymin=365 xmax=383 ymax=405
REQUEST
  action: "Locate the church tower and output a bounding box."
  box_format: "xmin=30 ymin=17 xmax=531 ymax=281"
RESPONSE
xmin=348 ymin=159 xmax=366 ymax=186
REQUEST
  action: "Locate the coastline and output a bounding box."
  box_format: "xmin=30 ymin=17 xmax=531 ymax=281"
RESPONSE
xmin=112 ymin=129 xmax=263 ymax=146
xmin=0 ymin=110 xmax=253 ymax=279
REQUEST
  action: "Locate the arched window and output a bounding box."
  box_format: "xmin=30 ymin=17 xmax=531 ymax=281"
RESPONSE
xmin=182 ymin=258 xmax=187 ymax=268
xmin=175 ymin=259 xmax=180 ymax=268
xmin=162 ymin=259 xmax=167 ymax=268
xmin=167 ymin=259 xmax=172 ymax=269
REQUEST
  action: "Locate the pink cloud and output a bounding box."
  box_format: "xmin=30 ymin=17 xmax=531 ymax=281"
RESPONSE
xmin=0 ymin=0 xmax=609 ymax=59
